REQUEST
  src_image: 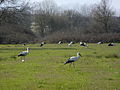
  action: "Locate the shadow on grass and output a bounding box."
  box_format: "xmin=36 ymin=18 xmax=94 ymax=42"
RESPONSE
xmin=105 ymin=54 xmax=120 ymax=58
xmin=85 ymin=53 xmax=120 ymax=59
xmin=0 ymin=57 xmax=6 ymax=61
xmin=10 ymin=55 xmax=17 ymax=60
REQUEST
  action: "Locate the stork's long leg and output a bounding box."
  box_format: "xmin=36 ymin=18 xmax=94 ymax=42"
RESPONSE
xmin=24 ymin=56 xmax=25 ymax=60
xmin=73 ymin=62 xmax=75 ymax=68
xmin=69 ymin=63 xmax=72 ymax=67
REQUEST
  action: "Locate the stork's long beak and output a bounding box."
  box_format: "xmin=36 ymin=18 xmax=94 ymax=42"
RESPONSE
xmin=79 ymin=54 xmax=82 ymax=57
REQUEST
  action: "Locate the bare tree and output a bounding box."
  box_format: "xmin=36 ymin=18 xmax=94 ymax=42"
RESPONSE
xmin=92 ymin=0 xmax=114 ymax=33
xmin=1 ymin=0 xmax=32 ymax=25
xmin=0 ymin=0 xmax=15 ymax=4
xmin=0 ymin=0 xmax=35 ymax=44
xmin=33 ymin=0 xmax=59 ymax=37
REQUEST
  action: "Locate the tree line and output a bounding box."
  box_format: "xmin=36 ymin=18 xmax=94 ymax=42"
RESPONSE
xmin=0 ymin=0 xmax=120 ymax=44
xmin=0 ymin=0 xmax=35 ymax=44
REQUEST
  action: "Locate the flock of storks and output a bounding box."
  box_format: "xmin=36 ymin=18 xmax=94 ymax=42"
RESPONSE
xmin=18 ymin=41 xmax=115 ymax=66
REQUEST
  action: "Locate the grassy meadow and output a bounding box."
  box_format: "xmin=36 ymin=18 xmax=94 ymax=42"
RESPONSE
xmin=0 ymin=43 xmax=120 ymax=90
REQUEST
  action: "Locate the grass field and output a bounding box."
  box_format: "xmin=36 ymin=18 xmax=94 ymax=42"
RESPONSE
xmin=0 ymin=43 xmax=120 ymax=90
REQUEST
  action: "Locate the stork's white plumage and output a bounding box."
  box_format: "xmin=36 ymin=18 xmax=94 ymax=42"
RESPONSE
xmin=80 ymin=42 xmax=88 ymax=47
xmin=80 ymin=42 xmax=83 ymax=45
xmin=68 ymin=41 xmax=73 ymax=47
xmin=97 ymin=42 xmax=102 ymax=44
xmin=18 ymin=47 xmax=29 ymax=61
xmin=108 ymin=43 xmax=114 ymax=46
xmin=64 ymin=52 xmax=81 ymax=65
xmin=22 ymin=60 xmax=25 ymax=62
xmin=40 ymin=42 xmax=45 ymax=47
xmin=58 ymin=41 xmax=62 ymax=44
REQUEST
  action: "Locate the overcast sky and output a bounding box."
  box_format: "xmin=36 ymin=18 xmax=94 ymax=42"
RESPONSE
xmin=29 ymin=0 xmax=120 ymax=12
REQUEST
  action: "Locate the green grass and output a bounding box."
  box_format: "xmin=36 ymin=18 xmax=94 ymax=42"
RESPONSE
xmin=0 ymin=43 xmax=120 ymax=90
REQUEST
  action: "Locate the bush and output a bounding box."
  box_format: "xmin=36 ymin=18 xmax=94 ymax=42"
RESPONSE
xmin=40 ymin=30 xmax=120 ymax=43
xmin=0 ymin=24 xmax=35 ymax=44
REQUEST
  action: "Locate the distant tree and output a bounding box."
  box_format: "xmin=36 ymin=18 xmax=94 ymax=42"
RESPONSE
xmin=0 ymin=0 xmax=17 ymax=25
xmin=92 ymin=0 xmax=114 ymax=33
xmin=33 ymin=0 xmax=58 ymax=37
xmin=0 ymin=0 xmax=35 ymax=44
xmin=0 ymin=0 xmax=15 ymax=4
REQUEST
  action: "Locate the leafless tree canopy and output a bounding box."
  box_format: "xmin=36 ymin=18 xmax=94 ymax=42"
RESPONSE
xmin=0 ymin=0 xmax=35 ymax=44
xmin=0 ymin=0 xmax=120 ymax=43
xmin=91 ymin=0 xmax=115 ymax=33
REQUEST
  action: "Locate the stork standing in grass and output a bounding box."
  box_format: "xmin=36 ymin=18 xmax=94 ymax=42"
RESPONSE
xmin=40 ymin=42 xmax=45 ymax=47
xmin=80 ymin=42 xmax=88 ymax=47
xmin=64 ymin=52 xmax=81 ymax=67
xmin=108 ymin=43 xmax=114 ymax=46
xmin=97 ymin=42 xmax=102 ymax=44
xmin=58 ymin=41 xmax=62 ymax=44
xmin=18 ymin=47 xmax=29 ymax=61
xmin=68 ymin=41 xmax=73 ymax=47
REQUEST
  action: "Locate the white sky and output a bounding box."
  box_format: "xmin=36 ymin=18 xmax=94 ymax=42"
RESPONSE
xmin=29 ymin=0 xmax=120 ymax=12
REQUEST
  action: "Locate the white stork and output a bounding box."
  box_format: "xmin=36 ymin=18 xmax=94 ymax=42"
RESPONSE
xmin=58 ymin=41 xmax=62 ymax=44
xmin=40 ymin=42 xmax=45 ymax=47
xmin=108 ymin=43 xmax=114 ymax=46
xmin=68 ymin=41 xmax=73 ymax=47
xmin=80 ymin=42 xmax=88 ymax=47
xmin=97 ymin=42 xmax=102 ymax=44
xmin=64 ymin=52 xmax=81 ymax=67
xmin=18 ymin=47 xmax=29 ymax=61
